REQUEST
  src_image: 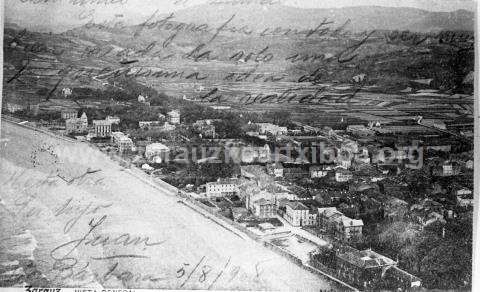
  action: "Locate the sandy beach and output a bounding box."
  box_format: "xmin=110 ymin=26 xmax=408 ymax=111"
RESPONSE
xmin=0 ymin=120 xmax=336 ymax=291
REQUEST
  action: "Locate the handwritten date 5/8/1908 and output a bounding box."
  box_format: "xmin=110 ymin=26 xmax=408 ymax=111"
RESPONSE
xmin=48 ymin=214 xmax=245 ymax=288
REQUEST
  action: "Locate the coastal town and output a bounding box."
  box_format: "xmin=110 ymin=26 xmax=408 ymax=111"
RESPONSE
xmin=1 ymin=0 xmax=476 ymax=291
xmin=2 ymin=80 xmax=474 ymax=290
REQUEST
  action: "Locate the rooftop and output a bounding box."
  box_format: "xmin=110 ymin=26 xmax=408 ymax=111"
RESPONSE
xmin=341 ymin=216 xmax=364 ymax=227
xmin=287 ymin=201 xmax=309 ymax=211
xmin=93 ymin=120 xmax=112 ymax=126
xmin=207 ymin=178 xmax=239 ymax=186
xmin=62 ymin=109 xmax=78 ymax=113
xmin=338 ymin=249 xmax=396 ymax=269
xmin=145 ymin=143 xmax=170 ymax=151
xmin=318 ymin=207 xmax=341 ymax=218
xmin=167 ymin=110 xmax=180 ymax=116
xmin=253 ymin=198 xmax=275 ymax=205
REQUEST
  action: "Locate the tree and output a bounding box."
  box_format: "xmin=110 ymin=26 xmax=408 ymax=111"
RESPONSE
xmin=264 ymin=110 xmax=293 ymax=127
xmin=213 ymin=116 xmax=245 ymax=138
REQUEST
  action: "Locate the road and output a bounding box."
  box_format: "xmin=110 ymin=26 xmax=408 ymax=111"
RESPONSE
xmin=0 ymin=120 xmax=338 ymax=291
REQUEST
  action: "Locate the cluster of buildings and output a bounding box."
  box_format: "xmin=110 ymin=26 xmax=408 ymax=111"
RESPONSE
xmin=193 ymin=119 xmax=216 ymax=138
xmin=267 ymin=162 xmax=355 ymax=183
xmin=228 ymin=144 xmax=272 ymax=164
xmin=139 ymin=120 xmax=176 ymax=132
xmin=317 ymin=207 xmax=364 ymax=241
xmin=245 ymin=190 xmax=295 ymax=219
xmin=312 ymin=246 xmax=421 ymax=290
xmin=62 ymin=109 xmax=116 ymax=139
xmin=19 ymin=96 xmax=469 ymax=292
xmin=4 ymin=102 xmax=26 ymax=113
xmin=247 ymin=123 xmax=288 ymax=140
xmin=60 ymin=109 xmax=179 ymax=160
xmin=138 ymin=110 xmax=181 ymax=132
xmin=254 ymin=123 xmax=288 ymax=136
xmin=207 ymin=178 xmax=365 ymax=242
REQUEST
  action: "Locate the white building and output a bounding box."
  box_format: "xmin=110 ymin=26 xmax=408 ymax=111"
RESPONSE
xmin=138 ymin=94 xmax=148 ymax=103
xmin=139 ymin=121 xmax=163 ymax=129
xmin=339 ymin=158 xmax=352 ymax=169
xmin=167 ymin=110 xmax=181 ymax=124
xmin=354 ymin=148 xmax=371 ymax=164
xmin=256 ymin=123 xmax=288 ymax=136
xmin=346 ymin=125 xmax=375 ymax=136
xmin=309 ymin=166 xmax=329 ymax=178
xmin=352 ymin=74 xmax=366 ymax=83
xmin=145 ymin=143 xmax=170 ymax=163
xmin=252 ymin=198 xmax=277 ymax=219
xmin=65 ymin=112 xmax=88 ymax=134
xmin=423 ymin=119 xmax=447 ymax=130
xmin=61 ymin=109 xmax=78 ymax=120
xmin=161 ymin=123 xmax=176 ymax=132
xmin=457 ymin=197 xmax=474 ymax=208
xmin=284 ymin=201 xmax=310 ymax=226
xmin=466 ymin=160 xmax=474 ymax=169
xmin=457 ymin=188 xmax=472 ymax=197
xmin=5 ymin=102 xmax=24 ymax=113
xmin=106 ymin=116 xmax=121 ymax=125
xmin=206 ymin=178 xmax=239 ymax=197
xmin=210 ymin=105 xmax=231 ymax=110
xmin=112 ymin=132 xmax=134 ymax=153
xmin=93 ymin=120 xmax=112 ymax=138
xmin=267 ymin=163 xmax=284 ymax=178
xmin=62 ymin=87 xmax=72 ymax=98
xmin=118 ymin=137 xmax=134 ymax=153
xmin=237 ymin=145 xmax=271 ymax=163
xmin=247 ymin=191 xmax=296 ymax=210
xmin=456 ymin=188 xmax=473 ymax=207
xmin=317 ymin=207 xmax=364 ymax=240
xmin=335 ymin=169 xmax=353 ymax=182
xmin=443 ymin=163 xmax=453 ymax=176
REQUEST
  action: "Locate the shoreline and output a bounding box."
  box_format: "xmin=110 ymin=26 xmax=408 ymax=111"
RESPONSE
xmin=1 ymin=117 xmax=355 ymax=291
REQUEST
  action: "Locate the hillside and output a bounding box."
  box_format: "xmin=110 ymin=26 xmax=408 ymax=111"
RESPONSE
xmin=2 ymin=2 xmax=475 ymax=107
xmin=170 ymin=4 xmax=474 ymax=32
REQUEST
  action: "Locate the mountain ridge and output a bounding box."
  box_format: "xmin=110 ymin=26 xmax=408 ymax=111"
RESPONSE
xmin=5 ymin=4 xmax=475 ymax=34
xmin=168 ymin=4 xmax=474 ymax=33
